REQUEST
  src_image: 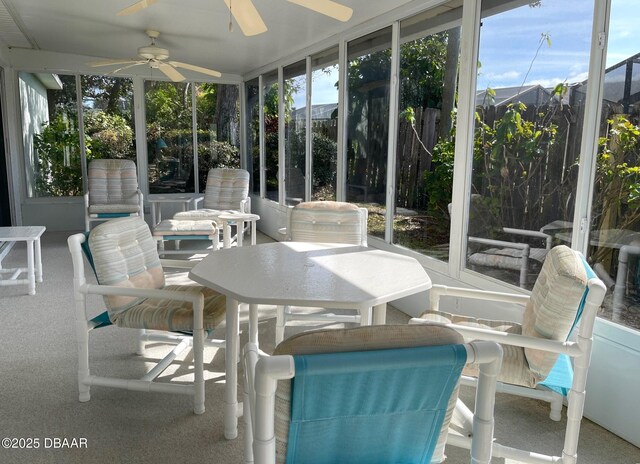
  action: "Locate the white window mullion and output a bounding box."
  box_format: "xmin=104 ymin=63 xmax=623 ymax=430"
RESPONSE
xmin=258 ymin=75 xmax=265 ymax=199
xmin=449 ymin=0 xmax=482 ymax=279
xmin=572 ymin=0 xmax=611 ymax=254
xmin=305 ymin=55 xmax=312 ymax=202
xmin=337 ymin=39 xmax=347 ymax=202
xmin=133 ymin=77 xmax=148 ymax=198
xmin=278 ymin=66 xmax=285 ymax=205
xmin=191 ymin=83 xmax=199 ymax=194
xmin=385 ymin=21 xmax=401 ymax=243
xmin=239 ymin=82 xmax=247 ymax=172
xmin=75 ymin=75 xmax=88 ymax=194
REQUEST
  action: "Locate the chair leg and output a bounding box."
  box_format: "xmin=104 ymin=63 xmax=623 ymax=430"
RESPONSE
xmin=76 ymin=322 xmax=91 ymax=402
xmin=275 ymin=305 xmax=286 ymax=345
xmin=243 ymin=370 xmax=254 ymax=464
xmin=193 ymin=327 xmax=205 ymax=415
xmin=193 ymin=299 xmax=205 ymax=415
xmin=549 ymin=391 xmax=563 ymax=421
xmin=136 ymin=329 xmax=146 ymax=355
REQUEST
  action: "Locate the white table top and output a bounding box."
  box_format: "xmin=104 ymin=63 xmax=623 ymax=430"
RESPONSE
xmin=148 ymin=196 xmax=193 ymax=203
xmin=0 ymin=226 xmax=46 ymax=241
xmin=189 ymin=241 xmax=431 ymax=309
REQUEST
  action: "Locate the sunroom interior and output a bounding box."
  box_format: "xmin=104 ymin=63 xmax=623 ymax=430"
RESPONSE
xmin=1 ymin=0 xmax=639 ymax=461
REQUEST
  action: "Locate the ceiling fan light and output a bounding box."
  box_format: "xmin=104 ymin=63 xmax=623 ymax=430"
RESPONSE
xmin=138 ymin=45 xmax=169 ymax=61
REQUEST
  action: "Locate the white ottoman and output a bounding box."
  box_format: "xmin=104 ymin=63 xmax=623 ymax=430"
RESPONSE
xmin=152 ymin=219 xmax=219 ymax=255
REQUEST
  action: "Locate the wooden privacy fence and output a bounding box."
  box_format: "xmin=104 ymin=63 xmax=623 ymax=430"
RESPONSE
xmin=396 ymin=107 xmax=439 ymax=209
xmin=312 ymin=99 xmax=629 ymax=233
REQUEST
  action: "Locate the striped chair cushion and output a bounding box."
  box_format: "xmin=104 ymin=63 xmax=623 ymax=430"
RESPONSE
xmin=290 ymin=201 xmax=365 ymax=245
xmin=523 ymin=245 xmax=589 ymax=378
xmin=173 ymin=208 xmax=233 ymax=221
xmin=153 ymin=219 xmax=217 ymax=236
xmin=88 ymin=159 xmax=139 ymax=210
xmin=203 ymin=168 xmax=249 ymax=211
xmin=272 ymin=325 xmax=464 ymax=464
xmin=468 ymin=246 xmax=548 ymax=271
xmin=112 ymin=284 xmax=226 ymax=331
xmin=419 ymin=310 xmax=538 ymax=388
xmin=89 ymin=217 xmax=164 ymax=318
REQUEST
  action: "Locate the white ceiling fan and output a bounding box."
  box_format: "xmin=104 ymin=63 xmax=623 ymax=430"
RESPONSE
xmin=87 ymin=30 xmax=221 ymax=82
xmin=117 ymin=0 xmax=353 ymax=37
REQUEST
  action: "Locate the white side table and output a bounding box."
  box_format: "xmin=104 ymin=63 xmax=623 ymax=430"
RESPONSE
xmin=0 ymin=226 xmax=46 ymax=295
xmin=148 ymin=196 xmax=194 ymax=227
xmin=217 ymin=213 xmax=260 ymax=248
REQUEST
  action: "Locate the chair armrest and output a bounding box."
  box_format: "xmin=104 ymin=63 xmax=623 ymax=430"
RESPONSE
xmin=410 ymin=319 xmax=582 ymax=357
xmin=192 ymin=196 xmax=205 ymax=209
xmin=136 ymin=189 xmax=144 ymax=214
xmin=429 ymin=284 xmax=530 ymax=309
xmin=241 ymin=197 xmax=251 ymax=214
xmin=468 ymin=236 xmax=530 ymax=253
xmin=160 ymin=258 xmax=198 ymax=269
xmin=81 ymin=283 xmax=203 ymax=305
xmin=502 ymin=227 xmax=552 ymax=249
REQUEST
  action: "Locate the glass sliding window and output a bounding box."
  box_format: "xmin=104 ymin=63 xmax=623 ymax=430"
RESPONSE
xmin=311 ymin=46 xmax=339 ymax=201
xmin=19 ymin=73 xmax=81 ymax=197
xmin=263 ymin=70 xmax=279 ymax=201
xmin=82 ymin=76 xmax=136 ymax=165
xmin=394 ymin=4 xmax=462 ymax=260
xmin=245 ymin=78 xmax=260 ymax=194
xmin=145 ymin=80 xmax=194 ymax=194
xmin=284 ymin=60 xmax=307 ymax=206
xmin=346 ymin=27 xmax=393 ymax=238
xmin=195 ymin=83 xmax=240 ymax=192
xmin=466 ymin=0 xmax=593 ymax=289
xmin=587 ymin=0 xmax=640 ymax=330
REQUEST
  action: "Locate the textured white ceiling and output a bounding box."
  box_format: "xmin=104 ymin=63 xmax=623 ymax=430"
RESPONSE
xmin=0 ymin=0 xmax=417 ymax=77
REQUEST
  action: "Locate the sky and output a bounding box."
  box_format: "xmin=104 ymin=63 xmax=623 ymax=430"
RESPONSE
xmin=292 ymin=0 xmax=640 ymax=108
xmin=477 ymin=0 xmax=639 ymax=91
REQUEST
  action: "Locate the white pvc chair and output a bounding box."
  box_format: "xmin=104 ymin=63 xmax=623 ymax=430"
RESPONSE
xmin=411 ymin=245 xmax=607 ymax=464
xmin=172 ymin=168 xmax=251 ymax=244
xmin=68 ymin=217 xmax=227 ymax=414
xmin=463 ymin=194 xmax=552 ymax=288
xmin=276 ymin=201 xmax=368 ymax=344
xmin=84 ymin=159 xmax=144 ymax=232
xmin=243 ymin=324 xmax=502 ymax=464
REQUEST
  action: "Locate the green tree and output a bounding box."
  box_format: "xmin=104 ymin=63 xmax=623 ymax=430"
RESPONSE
xmin=33 ymin=114 xmax=84 ymax=197
xmin=84 ymin=111 xmax=134 ymax=161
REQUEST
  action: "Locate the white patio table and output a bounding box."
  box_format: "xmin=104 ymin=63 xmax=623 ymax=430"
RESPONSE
xmin=188 ymin=241 xmax=432 ymax=440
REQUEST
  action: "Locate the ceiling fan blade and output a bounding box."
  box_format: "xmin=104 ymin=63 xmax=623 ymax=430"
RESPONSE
xmin=117 ymin=0 xmax=158 ymax=16
xmin=157 ymin=63 xmax=186 ymax=82
xmin=111 ymin=62 xmax=147 ymax=74
xmin=169 ymin=61 xmax=222 ymax=78
xmin=87 ymin=59 xmax=142 ymax=67
xmin=287 ymin=0 xmax=353 ymax=22
xmin=223 ymin=0 xmax=268 ymax=36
